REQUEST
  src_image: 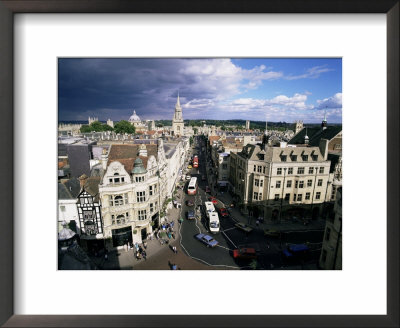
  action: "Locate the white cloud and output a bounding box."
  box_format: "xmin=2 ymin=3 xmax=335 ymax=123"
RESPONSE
xmin=317 ymin=92 xmax=342 ymax=109
xmin=285 ymin=65 xmax=333 ymax=80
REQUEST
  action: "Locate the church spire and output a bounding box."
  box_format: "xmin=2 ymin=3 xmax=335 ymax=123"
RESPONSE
xmin=176 ymin=91 xmax=181 ymax=108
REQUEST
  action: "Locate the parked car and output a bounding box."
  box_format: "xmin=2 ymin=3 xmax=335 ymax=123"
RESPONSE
xmin=195 ymin=233 xmax=219 ymax=247
xmin=282 ymin=244 xmax=310 ymax=259
xmin=232 ymin=247 xmax=257 ymax=260
xmin=187 ymin=165 xmax=192 ymax=169
xmin=219 ymin=207 xmax=229 ymax=218
xmin=187 ymin=210 xmax=196 ymax=220
xmin=186 ymin=175 xmax=191 ymax=181
xmin=264 ymin=229 xmax=281 ymax=237
xmin=205 ymin=186 xmax=211 ymax=193
xmin=208 ymin=196 xmax=218 ymax=205
xmin=235 ymin=223 xmax=253 ymax=233
xmin=186 ymin=199 xmax=194 ymax=207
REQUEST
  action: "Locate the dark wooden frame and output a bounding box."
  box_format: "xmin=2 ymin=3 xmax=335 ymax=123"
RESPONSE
xmin=0 ymin=1 xmax=398 ymax=327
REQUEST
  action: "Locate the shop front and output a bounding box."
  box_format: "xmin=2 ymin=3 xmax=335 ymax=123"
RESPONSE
xmin=111 ymin=226 xmax=132 ymax=248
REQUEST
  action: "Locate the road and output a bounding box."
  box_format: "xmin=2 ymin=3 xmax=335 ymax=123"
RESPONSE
xmin=177 ymin=136 xmax=324 ymax=270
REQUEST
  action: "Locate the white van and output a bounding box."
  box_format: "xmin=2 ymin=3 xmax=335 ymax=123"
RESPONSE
xmin=204 ymin=201 xmax=215 ymax=218
xmin=209 ymin=212 xmax=220 ymax=234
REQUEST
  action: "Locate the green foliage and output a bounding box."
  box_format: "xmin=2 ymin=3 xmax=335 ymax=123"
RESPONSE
xmin=193 ymin=128 xmax=198 ymax=135
xmin=114 ymin=120 xmax=135 ymax=134
xmin=189 ymin=136 xmax=193 ymax=145
xmin=80 ymin=121 xmax=114 ymax=133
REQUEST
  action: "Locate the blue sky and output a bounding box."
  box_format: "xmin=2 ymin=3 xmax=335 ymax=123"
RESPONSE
xmin=58 ymin=58 xmax=342 ymax=123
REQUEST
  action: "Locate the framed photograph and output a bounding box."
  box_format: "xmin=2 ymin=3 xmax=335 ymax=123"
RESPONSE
xmin=0 ymin=1 xmax=398 ymax=327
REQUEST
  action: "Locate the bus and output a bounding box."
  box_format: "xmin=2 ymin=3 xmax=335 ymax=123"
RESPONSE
xmin=208 ymin=212 xmax=220 ymax=234
xmin=187 ymin=177 xmax=198 ymax=195
xmin=193 ymin=155 xmax=199 ymax=168
xmin=204 ymin=201 xmax=216 ymax=218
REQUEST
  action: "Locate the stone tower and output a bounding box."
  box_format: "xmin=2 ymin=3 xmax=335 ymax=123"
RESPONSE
xmin=172 ymin=93 xmax=184 ymax=137
xmin=245 ymin=120 xmax=250 ymax=130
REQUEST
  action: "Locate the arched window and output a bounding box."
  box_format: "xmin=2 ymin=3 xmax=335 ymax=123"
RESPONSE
xmin=114 ymin=195 xmax=123 ymax=206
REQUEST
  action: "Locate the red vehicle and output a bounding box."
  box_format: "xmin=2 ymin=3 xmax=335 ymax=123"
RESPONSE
xmin=219 ymin=208 xmax=229 ymax=218
xmin=232 ymin=248 xmax=257 ymax=260
xmin=208 ymin=196 xmax=218 ymax=205
xmin=193 ymin=155 xmax=199 ymax=168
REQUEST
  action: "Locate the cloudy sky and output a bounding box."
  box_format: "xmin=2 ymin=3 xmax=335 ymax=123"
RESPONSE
xmin=58 ymin=58 xmax=342 ymax=123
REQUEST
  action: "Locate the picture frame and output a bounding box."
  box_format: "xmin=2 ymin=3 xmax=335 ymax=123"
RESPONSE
xmin=0 ymin=0 xmax=398 ymax=327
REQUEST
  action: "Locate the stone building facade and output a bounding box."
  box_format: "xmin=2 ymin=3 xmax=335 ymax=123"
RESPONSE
xmin=229 ymin=141 xmax=331 ymax=221
xmin=99 ymin=141 xmax=168 ymax=247
xmin=319 ymin=187 xmax=342 ymax=269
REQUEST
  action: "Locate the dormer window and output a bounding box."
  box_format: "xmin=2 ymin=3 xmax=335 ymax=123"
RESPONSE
xmin=312 ymin=155 xmax=318 ymax=161
xmin=291 ymin=155 xmax=297 ymax=161
xmin=281 ymin=155 xmax=287 ymax=162
xmin=302 ymin=155 xmax=308 ymax=161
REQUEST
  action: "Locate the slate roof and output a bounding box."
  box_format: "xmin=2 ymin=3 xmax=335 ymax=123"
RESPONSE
xmin=58 ymin=183 xmax=73 ymax=200
xmin=64 ymin=178 xmax=81 ymax=198
xmin=289 ymin=126 xmax=341 ymax=146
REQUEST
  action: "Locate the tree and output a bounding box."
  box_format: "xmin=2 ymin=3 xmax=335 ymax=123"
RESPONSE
xmin=189 ymin=136 xmax=193 ymax=146
xmin=114 ymin=120 xmax=135 ymax=134
xmin=80 ymin=124 xmax=92 ymax=133
xmin=221 ymin=125 xmax=226 ymax=131
xmin=193 ymin=128 xmax=198 ymax=135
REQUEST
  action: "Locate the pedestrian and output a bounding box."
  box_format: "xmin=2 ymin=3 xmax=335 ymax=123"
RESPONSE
xmin=142 ymin=250 xmax=147 ymax=261
xmin=143 ymin=241 xmax=147 ymax=249
xmin=256 ymin=220 xmax=260 ymax=227
xmin=104 ymin=252 xmax=108 ymax=261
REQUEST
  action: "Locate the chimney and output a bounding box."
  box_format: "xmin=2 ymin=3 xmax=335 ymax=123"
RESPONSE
xmin=78 ymin=174 xmax=89 ymax=189
xmin=101 ymin=148 xmax=108 ymax=170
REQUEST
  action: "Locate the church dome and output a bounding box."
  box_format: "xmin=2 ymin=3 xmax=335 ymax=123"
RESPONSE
xmin=132 ymin=157 xmax=147 ymax=174
xmin=129 ymin=110 xmax=141 ymax=122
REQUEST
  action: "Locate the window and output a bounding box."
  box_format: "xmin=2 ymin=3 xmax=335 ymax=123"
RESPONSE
xmin=135 ymin=176 xmax=144 ymax=183
xmin=60 ymin=206 xmax=66 ymax=212
xmin=297 ymin=167 xmax=305 ymax=174
xmin=276 ymin=181 xmax=281 ymax=188
xmin=302 ymin=155 xmax=308 ymax=161
xmin=307 ymin=179 xmax=312 ymax=187
xmin=334 ymin=144 xmax=342 ymax=150
xmin=260 ymin=179 xmax=263 ymax=187
xmin=258 ymin=193 xmax=262 ymax=201
xmin=326 ymin=228 xmax=331 ymax=241
xmin=297 ymin=194 xmax=302 ymax=201
xmin=293 ymin=193 xmax=296 ymax=201
xmin=136 ymin=191 xmax=146 ymax=202
xmin=309 ymin=167 xmax=314 ymax=174
xmin=138 ymin=210 xmax=147 ymax=221
xmin=257 ymin=166 xmax=262 ymax=173
xmin=291 ymin=155 xmax=297 ymax=161
xmin=305 ymin=192 xmax=310 ymax=200
xmin=299 ymin=181 xmax=304 ymax=188
xmin=287 ymin=180 xmax=292 ymax=188
xmin=222 ymin=164 xmax=228 ymax=169
xmin=124 ymin=193 xmax=128 ymax=204
xmin=274 ymin=194 xmax=279 ymax=201
xmin=277 ymin=168 xmax=282 ymax=175
xmin=288 ymin=168 xmax=293 ymax=175
xmin=149 ymin=185 xmax=153 ymax=196
xmin=320 ymin=167 xmax=325 ymax=174
xmin=318 ymin=179 xmax=323 ymax=186
xmin=285 ymin=193 xmax=290 ymax=201
xmin=109 ymin=178 xmax=112 ymax=183
xmin=114 ymin=177 xmax=120 ymax=183
xmin=295 ymin=180 xmax=298 ymax=188
xmin=312 ymin=155 xmax=318 ymax=161
xmin=316 ymin=192 xmax=321 ymax=200
xmin=254 ymin=165 xmax=256 ymax=172
xmin=263 ymin=166 xmax=266 ymax=174
xmin=114 ymin=195 xmax=123 ymax=206
xmin=254 ymin=179 xmax=259 ymax=187
xmin=112 ymin=214 xmax=126 ymax=225
xmin=121 ymin=177 xmax=125 ymax=182
xmin=281 ymin=155 xmax=287 ymax=162
xmin=253 ymin=192 xmax=258 ymax=200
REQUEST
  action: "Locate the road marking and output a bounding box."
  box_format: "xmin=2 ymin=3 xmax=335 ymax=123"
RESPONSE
xmin=221 ymin=227 xmax=235 ymax=232
xmin=216 ymin=244 xmax=232 ymax=251
xmin=221 ymin=231 xmax=237 ymax=249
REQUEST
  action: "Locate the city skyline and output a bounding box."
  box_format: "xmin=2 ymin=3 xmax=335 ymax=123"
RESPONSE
xmin=58 ymin=58 xmax=342 ymax=123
